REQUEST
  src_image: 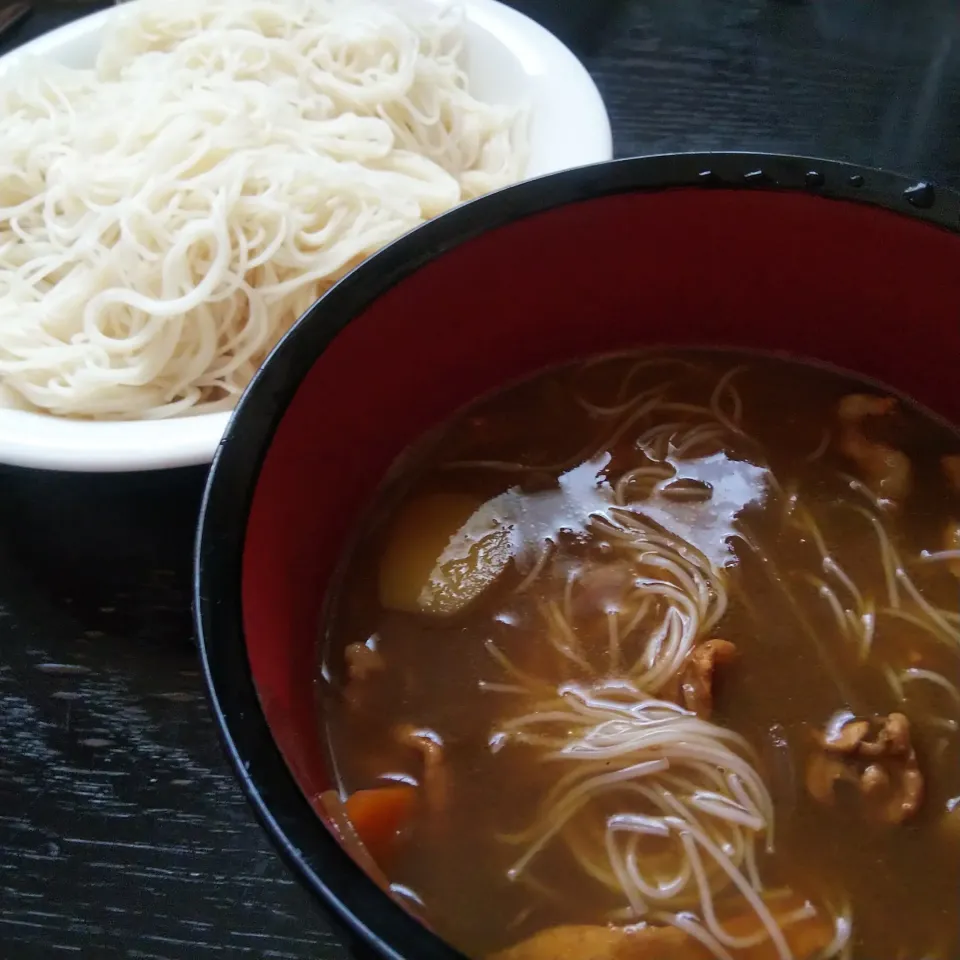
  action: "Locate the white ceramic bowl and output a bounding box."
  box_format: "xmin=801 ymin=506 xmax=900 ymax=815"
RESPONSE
xmin=0 ymin=0 xmax=611 ymax=472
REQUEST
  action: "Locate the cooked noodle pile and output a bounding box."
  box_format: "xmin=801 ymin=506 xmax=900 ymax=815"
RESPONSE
xmin=495 ymin=681 xmax=805 ymax=959
xmin=0 ymin=0 xmax=527 ymax=419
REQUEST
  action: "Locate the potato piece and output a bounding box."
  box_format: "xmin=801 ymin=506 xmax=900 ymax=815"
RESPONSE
xmin=725 ymin=899 xmax=836 ymax=960
xmin=490 ymin=924 xmax=689 ymax=960
xmin=379 ymin=492 xmax=514 ymax=617
xmin=491 ymin=894 xmax=834 ymax=960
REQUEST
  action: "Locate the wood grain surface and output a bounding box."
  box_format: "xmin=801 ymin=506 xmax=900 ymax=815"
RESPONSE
xmin=2 ymin=0 xmax=959 ymax=956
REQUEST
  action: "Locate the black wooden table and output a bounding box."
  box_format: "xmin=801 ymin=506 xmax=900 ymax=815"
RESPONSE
xmin=1 ymin=0 xmax=959 ymax=956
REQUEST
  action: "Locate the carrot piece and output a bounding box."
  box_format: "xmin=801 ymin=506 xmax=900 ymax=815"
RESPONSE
xmin=343 ymin=786 xmax=417 ymax=864
xmin=317 ymin=790 xmax=390 ymax=890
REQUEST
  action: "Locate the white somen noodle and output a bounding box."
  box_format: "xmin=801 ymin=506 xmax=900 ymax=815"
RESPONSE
xmin=0 ymin=0 xmax=527 ymax=419
xmin=494 ymin=681 xmax=797 ymax=960
xmin=476 ymin=362 xmax=871 ymax=959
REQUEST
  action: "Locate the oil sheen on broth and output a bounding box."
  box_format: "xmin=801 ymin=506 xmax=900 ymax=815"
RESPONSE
xmin=319 ymin=351 xmax=960 ymax=960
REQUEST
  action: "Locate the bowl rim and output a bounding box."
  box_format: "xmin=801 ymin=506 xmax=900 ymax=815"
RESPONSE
xmin=194 ymin=151 xmax=960 ymax=959
xmin=0 ymin=0 xmax=612 ymax=474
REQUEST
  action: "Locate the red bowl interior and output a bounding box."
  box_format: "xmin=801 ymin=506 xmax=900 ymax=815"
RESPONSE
xmin=240 ymin=183 xmax=960 ymax=840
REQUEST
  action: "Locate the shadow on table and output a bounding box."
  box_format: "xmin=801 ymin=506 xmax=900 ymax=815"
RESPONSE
xmin=0 ymin=464 xmax=207 ymax=643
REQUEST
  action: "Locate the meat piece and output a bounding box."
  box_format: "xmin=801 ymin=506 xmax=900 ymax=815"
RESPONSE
xmin=893 ymin=763 xmax=925 ymax=822
xmin=860 ymin=763 xmax=890 ymax=795
xmin=862 ymin=711 xmax=911 ymax=756
xmin=837 ymin=394 xmax=911 ymax=506
xmin=345 ymin=641 xmax=384 ymax=682
xmin=943 ymin=455 xmax=960 ymax=493
xmin=806 ymin=752 xmax=858 ymax=805
xmin=395 ymin=725 xmax=448 ymax=812
xmin=342 ymin=638 xmax=385 ymax=710
xmin=680 ymin=638 xmax=738 ymax=718
xmin=819 ymin=718 xmax=870 ymax=753
xmin=817 ymin=710 xmax=911 ymax=758
xmin=807 ymin=712 xmax=923 ymax=823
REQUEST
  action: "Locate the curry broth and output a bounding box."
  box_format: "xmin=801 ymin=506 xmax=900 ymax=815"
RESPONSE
xmin=321 ymin=352 xmax=960 ymax=960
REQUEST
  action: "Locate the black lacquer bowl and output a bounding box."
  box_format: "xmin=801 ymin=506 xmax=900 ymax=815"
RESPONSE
xmin=195 ymin=153 xmax=960 ymax=959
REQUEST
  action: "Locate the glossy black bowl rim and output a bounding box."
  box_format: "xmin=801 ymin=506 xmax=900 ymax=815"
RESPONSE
xmin=193 ymin=151 xmax=960 ymax=960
